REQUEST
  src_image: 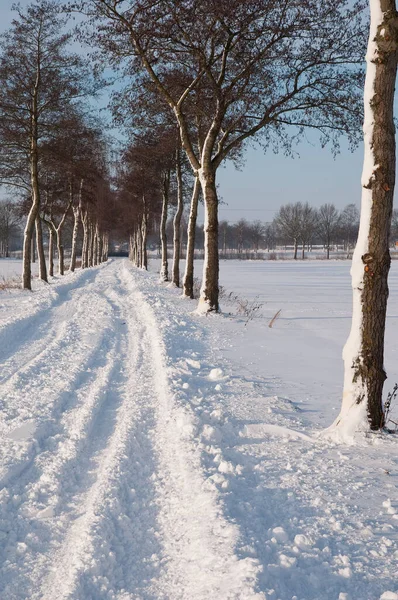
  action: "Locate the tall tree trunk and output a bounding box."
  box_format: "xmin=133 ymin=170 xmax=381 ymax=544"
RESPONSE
xmin=31 ymin=229 xmax=36 ymax=263
xmin=36 ymin=215 xmax=47 ymax=282
xmin=172 ymin=147 xmax=184 ymax=286
xmin=293 ymin=239 xmax=298 ymax=260
xmin=183 ymin=175 xmax=200 ymax=298
xmin=70 ymin=180 xmax=83 ymax=273
xmin=57 ymin=228 xmax=64 ymax=276
xmin=82 ymin=213 xmax=89 ymax=269
xmin=23 ymin=147 xmax=40 ymax=288
xmin=48 ymin=225 xmax=54 ymax=277
xmin=301 ymin=241 xmax=305 ymax=260
xmin=132 ymin=231 xmax=137 ymax=265
xmin=102 ymin=233 xmax=108 ymax=261
xmin=93 ymin=224 xmax=98 ymax=266
xmin=23 ymin=211 xmax=37 ymax=288
xmin=70 ymin=205 xmax=80 ymax=272
xmin=198 ymin=166 xmax=219 ymax=312
xmin=88 ymin=222 xmax=94 ymax=267
xmin=141 ymin=213 xmax=148 ymax=270
xmin=136 ymin=225 xmax=142 ymax=268
xmin=160 ymin=170 xmax=170 ymax=282
xmin=97 ymin=226 xmax=103 ymax=264
xmin=334 ymin=0 xmax=398 ymax=433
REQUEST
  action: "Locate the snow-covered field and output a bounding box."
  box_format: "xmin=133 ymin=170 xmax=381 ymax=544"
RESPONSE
xmin=0 ymin=258 xmax=39 ymax=280
xmin=0 ymin=258 xmax=397 ymax=599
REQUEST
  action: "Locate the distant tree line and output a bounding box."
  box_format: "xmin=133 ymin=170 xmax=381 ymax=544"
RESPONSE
xmin=201 ymin=203 xmax=396 ymax=260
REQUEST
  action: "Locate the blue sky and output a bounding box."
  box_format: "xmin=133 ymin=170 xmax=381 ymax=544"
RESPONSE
xmin=0 ymin=1 xmax=367 ymax=223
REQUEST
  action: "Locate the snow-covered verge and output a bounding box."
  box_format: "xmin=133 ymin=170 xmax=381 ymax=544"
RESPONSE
xmin=0 ymin=259 xmax=397 ymax=599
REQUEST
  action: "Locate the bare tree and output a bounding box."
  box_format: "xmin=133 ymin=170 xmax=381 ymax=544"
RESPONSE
xmin=235 ymin=219 xmax=249 ymax=257
xmin=0 ymin=1 xmax=95 ymax=288
xmin=317 ymin=204 xmax=341 ymax=259
xmin=159 ymin=169 xmax=171 ymax=282
xmin=264 ymin=223 xmax=276 ymax=252
xmin=274 ymin=203 xmax=303 ymax=259
xmin=183 ymin=176 xmax=201 ymax=297
xmin=249 ymin=221 xmax=265 ymax=254
xmin=300 ymin=203 xmax=318 ymax=259
xmin=172 ymin=143 xmax=184 ymax=286
xmin=118 ymin=138 xmax=162 ymax=270
xmin=340 ymin=203 xmax=360 ymax=255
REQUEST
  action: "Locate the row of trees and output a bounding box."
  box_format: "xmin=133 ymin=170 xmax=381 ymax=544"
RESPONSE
xmin=1 ymin=0 xmax=397 ymax=433
xmin=0 ymin=0 xmax=367 ymax=299
xmin=77 ymin=0 xmax=365 ymax=312
xmin=0 ymin=2 xmax=112 ymax=286
xmin=75 ymin=0 xmax=396 ymax=432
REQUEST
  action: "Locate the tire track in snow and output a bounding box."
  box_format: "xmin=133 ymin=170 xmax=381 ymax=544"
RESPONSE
xmin=0 ymin=272 xmax=113 ymax=487
xmin=120 ymin=264 xmax=264 ymax=600
xmin=0 ymin=268 xmax=126 ymax=599
xmin=1 ymin=260 xmax=264 ymax=600
xmin=0 ymin=266 xmax=100 ymax=374
xmin=36 ymin=266 xmax=164 ymax=600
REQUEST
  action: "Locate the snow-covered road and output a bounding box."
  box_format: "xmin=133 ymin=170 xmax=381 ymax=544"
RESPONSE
xmin=0 ymin=259 xmax=397 ymax=600
xmin=0 ymin=260 xmax=262 ymax=600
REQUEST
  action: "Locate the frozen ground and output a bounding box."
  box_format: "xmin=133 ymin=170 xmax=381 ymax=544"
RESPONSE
xmin=0 ymin=258 xmax=397 ymax=599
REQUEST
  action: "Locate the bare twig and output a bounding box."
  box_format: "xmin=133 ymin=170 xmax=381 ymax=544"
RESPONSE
xmin=268 ymin=309 xmax=282 ymax=328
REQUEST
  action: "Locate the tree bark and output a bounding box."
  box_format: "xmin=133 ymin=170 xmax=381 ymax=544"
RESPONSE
xmin=70 ymin=180 xmax=83 ymax=272
xmin=132 ymin=231 xmax=137 ymax=265
xmin=136 ymin=225 xmax=142 ymax=268
xmin=22 ymin=57 xmax=41 ymax=290
xmin=172 ymin=147 xmax=184 ymax=286
xmin=335 ymin=0 xmax=398 ymax=432
xmin=97 ymin=225 xmax=103 ymax=264
xmin=293 ymin=239 xmax=298 ymax=260
xmin=56 ymin=228 xmax=64 ymax=275
xmin=81 ymin=211 xmax=89 ymax=269
xmin=36 ymin=215 xmax=47 ymax=282
xmin=160 ymin=170 xmax=170 ymax=282
xmin=183 ymin=175 xmax=200 ymax=298
xmin=93 ymin=223 xmax=98 ymax=266
xmin=88 ymin=222 xmax=94 ymax=267
xmin=31 ymin=232 xmax=36 ymax=263
xmin=22 ymin=199 xmax=39 ymax=290
xmin=70 ymin=205 xmax=80 ymax=272
xmin=198 ymin=166 xmax=219 ymax=312
xmin=48 ymin=225 xmax=54 ymax=277
xmin=141 ymin=212 xmax=148 ymax=270
xmin=102 ymin=233 xmax=108 ymax=261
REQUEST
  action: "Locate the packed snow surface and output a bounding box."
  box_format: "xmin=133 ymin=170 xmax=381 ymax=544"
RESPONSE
xmin=0 ymin=258 xmax=397 ymax=599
